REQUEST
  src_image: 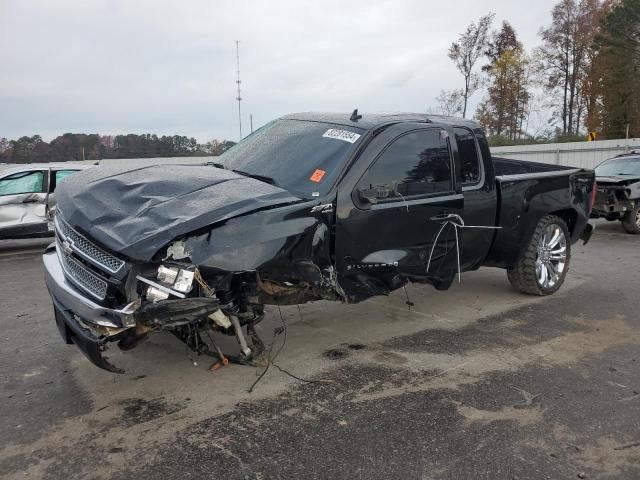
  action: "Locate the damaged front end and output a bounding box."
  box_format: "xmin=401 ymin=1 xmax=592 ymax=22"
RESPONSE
xmin=44 ymin=196 xmax=338 ymax=373
xmin=592 ymin=183 xmax=635 ymax=219
xmin=45 ymin=247 xmax=267 ymax=373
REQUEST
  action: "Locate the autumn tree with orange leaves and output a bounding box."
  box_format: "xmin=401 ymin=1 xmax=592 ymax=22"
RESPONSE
xmin=476 ymin=22 xmax=531 ymax=141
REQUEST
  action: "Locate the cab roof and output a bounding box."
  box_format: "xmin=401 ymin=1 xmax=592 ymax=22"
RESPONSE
xmin=281 ymin=112 xmax=480 ymax=132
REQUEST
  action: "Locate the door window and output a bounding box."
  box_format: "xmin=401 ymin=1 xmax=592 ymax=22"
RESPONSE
xmin=53 ymin=170 xmax=78 ymax=191
xmin=357 ymin=129 xmax=452 ymax=200
xmin=454 ymin=127 xmax=482 ymax=186
xmin=0 ymin=171 xmax=45 ymax=196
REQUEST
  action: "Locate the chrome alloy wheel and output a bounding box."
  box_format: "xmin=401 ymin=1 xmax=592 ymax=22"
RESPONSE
xmin=636 ymin=209 xmax=640 ymax=228
xmin=535 ymin=224 xmax=567 ymax=289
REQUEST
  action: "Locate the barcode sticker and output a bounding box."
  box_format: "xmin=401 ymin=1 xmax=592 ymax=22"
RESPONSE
xmin=322 ymin=129 xmax=361 ymax=144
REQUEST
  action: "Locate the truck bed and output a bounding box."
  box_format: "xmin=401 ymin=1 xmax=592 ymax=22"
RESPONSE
xmin=483 ymin=159 xmax=594 ymax=268
xmin=492 ymin=156 xmax=574 ymax=176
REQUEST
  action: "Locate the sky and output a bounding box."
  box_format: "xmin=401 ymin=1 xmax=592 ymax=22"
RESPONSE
xmin=0 ymin=0 xmax=559 ymax=143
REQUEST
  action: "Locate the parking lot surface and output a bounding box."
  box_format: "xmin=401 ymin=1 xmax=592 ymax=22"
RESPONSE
xmin=1 ymin=220 xmax=639 ymax=479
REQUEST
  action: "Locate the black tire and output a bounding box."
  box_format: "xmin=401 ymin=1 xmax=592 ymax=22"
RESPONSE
xmin=507 ymin=214 xmax=571 ymax=296
xmin=621 ymin=206 xmax=640 ymax=234
xmin=433 ymin=276 xmax=454 ymax=291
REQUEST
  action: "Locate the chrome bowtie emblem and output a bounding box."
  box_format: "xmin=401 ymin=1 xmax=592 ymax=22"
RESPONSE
xmin=62 ymin=239 xmax=73 ymax=255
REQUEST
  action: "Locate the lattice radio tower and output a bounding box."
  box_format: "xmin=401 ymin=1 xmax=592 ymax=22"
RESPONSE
xmin=235 ymin=40 xmax=242 ymax=140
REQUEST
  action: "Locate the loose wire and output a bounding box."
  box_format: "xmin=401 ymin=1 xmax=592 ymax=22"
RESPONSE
xmin=426 ymin=214 xmax=501 ymax=283
xmin=248 ymin=300 xmax=329 ymax=392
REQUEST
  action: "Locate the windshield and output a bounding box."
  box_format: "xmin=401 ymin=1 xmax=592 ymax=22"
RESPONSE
xmin=219 ymin=119 xmax=364 ymax=198
xmin=595 ymin=157 xmax=640 ymax=177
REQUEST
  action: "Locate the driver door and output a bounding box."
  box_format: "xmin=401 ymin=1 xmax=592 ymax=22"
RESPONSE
xmin=0 ymin=169 xmax=49 ymax=239
xmin=335 ymin=124 xmax=463 ymax=299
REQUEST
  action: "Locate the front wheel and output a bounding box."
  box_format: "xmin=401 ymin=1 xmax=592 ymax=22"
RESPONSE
xmin=621 ymin=206 xmax=640 ymax=234
xmin=507 ymin=215 xmax=571 ymax=296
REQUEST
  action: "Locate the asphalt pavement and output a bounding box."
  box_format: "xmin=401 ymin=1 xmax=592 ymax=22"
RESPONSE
xmin=1 ymin=221 xmax=639 ymax=479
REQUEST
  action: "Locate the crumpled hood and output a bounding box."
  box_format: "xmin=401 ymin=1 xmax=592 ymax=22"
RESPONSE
xmin=56 ymin=164 xmax=301 ymax=261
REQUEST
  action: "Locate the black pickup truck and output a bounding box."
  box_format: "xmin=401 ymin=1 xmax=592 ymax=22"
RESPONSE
xmin=43 ymin=112 xmax=596 ymax=372
xmin=591 ymin=153 xmax=640 ymax=234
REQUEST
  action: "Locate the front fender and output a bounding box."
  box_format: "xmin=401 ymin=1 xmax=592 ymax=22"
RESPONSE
xmin=179 ymin=202 xmax=333 ymax=278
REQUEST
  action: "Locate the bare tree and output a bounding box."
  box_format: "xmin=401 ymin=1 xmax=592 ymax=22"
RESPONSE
xmin=435 ymin=89 xmax=465 ymax=116
xmin=206 ymin=139 xmax=236 ymax=156
xmin=448 ymin=13 xmax=495 ymax=118
xmin=535 ymin=0 xmax=602 ymax=135
xmin=594 ymin=0 xmax=640 ymax=138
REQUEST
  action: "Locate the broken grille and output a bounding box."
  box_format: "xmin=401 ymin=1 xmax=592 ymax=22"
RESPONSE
xmin=57 ymin=238 xmax=108 ymax=300
xmin=55 ymin=214 xmax=125 ymax=274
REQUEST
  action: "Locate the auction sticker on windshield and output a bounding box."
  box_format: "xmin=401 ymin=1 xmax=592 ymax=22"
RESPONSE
xmin=322 ymin=129 xmax=361 ymax=144
xmin=310 ymin=169 xmax=326 ymax=182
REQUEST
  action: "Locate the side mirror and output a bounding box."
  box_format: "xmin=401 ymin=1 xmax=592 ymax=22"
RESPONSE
xmin=357 ymin=185 xmax=393 ymax=204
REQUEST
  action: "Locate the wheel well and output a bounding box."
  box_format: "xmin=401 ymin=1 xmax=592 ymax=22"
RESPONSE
xmin=549 ymin=208 xmax=578 ymax=235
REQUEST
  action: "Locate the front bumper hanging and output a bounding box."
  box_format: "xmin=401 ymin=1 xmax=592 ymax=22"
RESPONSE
xmin=44 ymin=246 xmax=137 ymax=372
xmin=51 ymin=296 xmax=128 ymax=373
xmin=44 ymin=245 xmax=260 ymax=373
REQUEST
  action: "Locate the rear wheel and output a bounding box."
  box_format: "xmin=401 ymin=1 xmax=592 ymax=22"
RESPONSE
xmin=507 ymin=215 xmax=571 ymax=296
xmin=621 ymin=206 xmax=640 ymax=234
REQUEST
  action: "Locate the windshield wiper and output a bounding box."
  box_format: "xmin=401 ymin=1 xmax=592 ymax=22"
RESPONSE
xmin=232 ymin=170 xmax=278 ymax=186
xmin=203 ymin=161 xmax=226 ymax=169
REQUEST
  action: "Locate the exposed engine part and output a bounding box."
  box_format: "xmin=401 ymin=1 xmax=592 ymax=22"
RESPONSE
xmin=208 ymin=336 xmax=229 ymax=368
xmin=257 ymin=274 xmax=308 ymax=296
xmin=134 ymin=298 xmax=220 ymax=328
xmin=217 ymin=289 xmax=240 ymax=313
xmin=118 ymin=324 xmax=152 ymax=351
xmin=247 ymin=323 xmax=266 ymax=360
xmin=164 ymin=240 xmax=191 ymax=261
xmin=169 ymin=320 xmax=261 ymax=368
xmin=137 ymin=275 xmax=187 ymax=299
xmin=231 ymin=315 xmax=252 ymax=357
xmin=194 ymin=268 xmax=215 ymax=297
xmin=209 ymin=309 xmax=232 ymax=329
xmin=172 ymin=327 xmax=209 ymax=356
xmin=252 ymin=273 xmax=315 ymax=305
xmin=76 ymin=316 xmax=132 ymax=338
xmin=324 ymin=266 xmax=347 ymax=301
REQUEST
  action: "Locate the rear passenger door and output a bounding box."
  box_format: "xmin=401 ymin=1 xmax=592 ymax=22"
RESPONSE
xmin=0 ymin=169 xmax=49 ymax=239
xmin=335 ymin=124 xmax=464 ymax=295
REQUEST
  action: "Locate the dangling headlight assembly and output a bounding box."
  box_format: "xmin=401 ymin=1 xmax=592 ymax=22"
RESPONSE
xmin=172 ymin=269 xmax=195 ymax=293
xmin=137 ymin=265 xmax=195 ymax=302
xmin=157 ymin=265 xmax=178 ymax=285
xmin=145 ymin=286 xmax=170 ymax=303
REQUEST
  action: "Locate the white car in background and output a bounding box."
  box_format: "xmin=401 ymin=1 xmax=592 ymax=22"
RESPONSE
xmin=0 ymin=163 xmax=90 ymax=239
